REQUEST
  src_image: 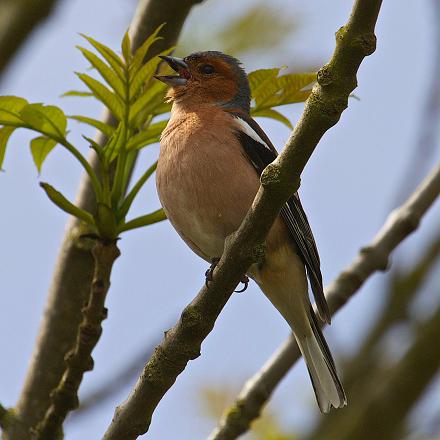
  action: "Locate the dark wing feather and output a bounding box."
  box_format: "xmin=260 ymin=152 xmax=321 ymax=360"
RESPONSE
xmin=232 ymin=112 xmax=330 ymax=324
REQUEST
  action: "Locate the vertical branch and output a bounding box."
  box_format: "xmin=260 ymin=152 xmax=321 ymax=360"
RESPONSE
xmin=0 ymin=0 xmax=60 ymax=80
xmin=34 ymin=240 xmax=120 ymax=440
xmin=5 ymin=1 xmax=204 ymax=439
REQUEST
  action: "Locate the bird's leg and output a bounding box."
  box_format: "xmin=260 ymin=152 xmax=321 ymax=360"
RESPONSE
xmin=205 ymin=258 xmax=220 ymax=287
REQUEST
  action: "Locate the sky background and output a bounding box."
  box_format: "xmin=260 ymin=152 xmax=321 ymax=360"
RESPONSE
xmin=1 ymin=1 xmax=439 ymax=439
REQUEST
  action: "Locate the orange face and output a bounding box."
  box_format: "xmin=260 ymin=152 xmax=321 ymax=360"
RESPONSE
xmin=155 ymin=52 xmax=249 ymax=110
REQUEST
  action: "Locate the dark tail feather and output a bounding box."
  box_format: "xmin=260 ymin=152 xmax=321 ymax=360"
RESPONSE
xmin=297 ymin=307 xmax=347 ymax=413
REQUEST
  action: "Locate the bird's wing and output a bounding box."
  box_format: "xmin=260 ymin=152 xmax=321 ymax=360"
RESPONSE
xmin=230 ymin=111 xmax=330 ymax=324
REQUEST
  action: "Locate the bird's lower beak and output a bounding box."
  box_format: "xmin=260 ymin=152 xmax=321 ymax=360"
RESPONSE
xmin=154 ymin=56 xmax=190 ymax=87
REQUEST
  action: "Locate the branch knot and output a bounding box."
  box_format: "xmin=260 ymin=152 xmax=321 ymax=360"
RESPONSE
xmin=352 ymin=33 xmax=377 ymax=56
xmin=317 ymin=65 xmax=334 ymax=87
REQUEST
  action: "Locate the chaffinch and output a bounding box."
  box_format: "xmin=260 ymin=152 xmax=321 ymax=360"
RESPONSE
xmin=155 ymin=51 xmax=347 ymax=413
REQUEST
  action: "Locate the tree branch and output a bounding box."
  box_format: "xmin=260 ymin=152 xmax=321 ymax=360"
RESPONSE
xmin=5 ymin=1 xmax=203 ymax=439
xmin=102 ymin=1 xmax=383 ymax=439
xmin=309 ymin=301 xmax=440 ymax=440
xmin=0 ymin=0 xmax=60 ymax=81
xmin=0 ymin=403 xmax=8 ymax=430
xmin=69 ymin=331 xmax=162 ymax=421
xmin=34 ymin=240 xmax=120 ymax=440
xmin=208 ymin=163 xmax=440 ymax=440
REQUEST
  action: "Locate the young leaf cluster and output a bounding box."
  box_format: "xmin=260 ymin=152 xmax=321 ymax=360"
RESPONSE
xmin=249 ymin=67 xmax=316 ymax=129
xmin=0 ymin=26 xmax=315 ymax=240
xmin=1 ymin=27 xmax=172 ymax=240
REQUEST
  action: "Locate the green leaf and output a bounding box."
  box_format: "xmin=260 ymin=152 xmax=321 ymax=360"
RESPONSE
xmin=129 ymin=81 xmax=167 ymax=127
xmin=80 ymin=34 xmax=124 ymax=79
xmin=251 ymin=108 xmax=293 ymax=129
xmin=0 ymin=126 xmax=15 ymax=169
xmin=40 ymin=182 xmax=95 ymax=226
xmin=261 ymin=72 xmax=316 ymax=108
xmin=248 ymin=68 xmax=281 ymax=104
xmin=82 ymin=135 xmax=104 ymax=160
xmin=61 ymin=90 xmax=94 ymax=98
xmin=118 ymin=208 xmax=166 ymax=233
xmin=0 ymin=96 xmax=28 ymax=125
xmin=76 ymin=72 xmax=123 ymax=120
xmin=76 ymin=46 xmax=126 ymax=98
xmin=126 ymin=120 xmax=167 ymax=150
xmin=20 ymin=104 xmax=67 ymax=139
xmin=69 ymin=115 xmax=114 ymax=137
xmin=30 ymin=136 xmax=57 ymax=173
xmin=121 ymin=31 xmax=132 ymax=64
xmin=131 ymin=24 xmax=165 ymax=74
xmin=104 ymin=121 xmax=127 ymax=163
xmin=152 ymin=101 xmax=172 ymax=116
xmin=130 ymin=48 xmax=174 ymax=100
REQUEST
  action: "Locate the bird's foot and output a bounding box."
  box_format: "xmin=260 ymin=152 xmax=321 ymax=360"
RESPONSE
xmin=205 ymin=258 xmax=220 ymax=287
xmin=235 ymin=275 xmax=249 ymax=293
xmin=205 ymin=258 xmax=249 ymax=293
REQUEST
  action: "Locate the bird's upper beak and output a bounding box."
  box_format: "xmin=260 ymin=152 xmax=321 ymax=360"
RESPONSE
xmin=154 ymin=56 xmax=191 ymax=87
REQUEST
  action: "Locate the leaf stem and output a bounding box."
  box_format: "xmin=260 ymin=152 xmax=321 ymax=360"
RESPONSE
xmin=58 ymin=138 xmax=103 ymax=201
xmin=117 ymin=208 xmax=166 ymax=233
xmin=117 ymin=161 xmax=157 ymax=221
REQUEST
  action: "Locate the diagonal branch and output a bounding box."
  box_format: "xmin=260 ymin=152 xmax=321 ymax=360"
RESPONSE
xmin=5 ymin=1 xmax=204 ymax=439
xmin=208 ymin=163 xmax=440 ymax=440
xmin=102 ymin=1 xmax=383 ymax=439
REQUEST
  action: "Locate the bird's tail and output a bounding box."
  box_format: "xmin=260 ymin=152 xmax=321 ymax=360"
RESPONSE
xmin=295 ymin=307 xmax=347 ymax=413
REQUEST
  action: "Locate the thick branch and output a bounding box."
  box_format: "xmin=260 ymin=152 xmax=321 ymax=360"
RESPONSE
xmin=34 ymin=240 xmax=120 ymax=440
xmin=0 ymin=0 xmax=59 ymax=80
xmin=102 ymin=2 xmax=383 ymax=439
xmin=6 ymin=1 xmax=202 ymax=439
xmin=208 ymin=163 xmax=440 ymax=440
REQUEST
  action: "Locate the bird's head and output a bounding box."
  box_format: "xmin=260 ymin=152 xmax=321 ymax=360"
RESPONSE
xmin=155 ymin=51 xmax=251 ymax=113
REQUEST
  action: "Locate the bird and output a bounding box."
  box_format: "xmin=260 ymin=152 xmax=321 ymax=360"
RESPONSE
xmin=154 ymin=51 xmax=347 ymax=413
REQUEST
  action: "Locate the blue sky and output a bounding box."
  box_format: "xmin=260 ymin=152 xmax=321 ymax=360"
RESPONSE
xmin=1 ymin=1 xmax=439 ymax=439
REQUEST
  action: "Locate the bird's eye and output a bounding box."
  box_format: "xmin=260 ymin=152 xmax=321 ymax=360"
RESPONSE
xmin=200 ymin=64 xmax=215 ymax=75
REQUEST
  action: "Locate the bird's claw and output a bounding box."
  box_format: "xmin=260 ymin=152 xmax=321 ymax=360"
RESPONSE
xmin=205 ymin=258 xmax=220 ymax=287
xmin=234 ymin=275 xmax=249 ymax=293
xmin=205 ymin=259 xmax=249 ymax=293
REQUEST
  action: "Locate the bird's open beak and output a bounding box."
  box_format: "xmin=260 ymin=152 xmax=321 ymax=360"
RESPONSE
xmin=154 ymin=56 xmax=191 ymax=86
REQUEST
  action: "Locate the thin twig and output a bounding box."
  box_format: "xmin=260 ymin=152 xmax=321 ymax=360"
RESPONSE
xmin=6 ymin=1 xmax=203 ymax=438
xmin=34 ymin=240 xmax=120 ymax=439
xmin=208 ymin=163 xmax=440 ymax=440
xmin=102 ymin=2 xmax=383 ymax=439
